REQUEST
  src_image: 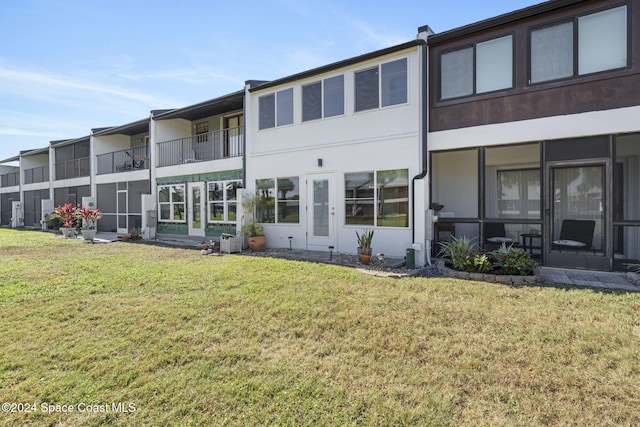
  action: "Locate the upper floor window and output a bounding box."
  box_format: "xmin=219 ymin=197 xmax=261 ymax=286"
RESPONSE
xmin=195 ymin=121 xmax=209 ymax=143
xmin=302 ymin=75 xmax=345 ymax=122
xmin=259 ymin=88 xmax=294 ymax=130
xmin=530 ymin=5 xmax=627 ymax=84
xmin=355 ymin=58 xmax=407 ymax=112
xmin=440 ymin=35 xmax=513 ymax=100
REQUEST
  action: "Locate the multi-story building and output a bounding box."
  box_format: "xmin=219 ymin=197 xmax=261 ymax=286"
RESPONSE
xmin=244 ymin=33 xmax=429 ymax=259
xmin=150 ymin=91 xmax=246 ymax=240
xmin=1 ymin=0 xmax=637 ymax=272
xmin=427 ymin=0 xmax=640 ymax=271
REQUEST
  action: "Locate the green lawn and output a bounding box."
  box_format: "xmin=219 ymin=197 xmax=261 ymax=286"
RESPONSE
xmin=0 ymin=229 xmax=639 ymax=426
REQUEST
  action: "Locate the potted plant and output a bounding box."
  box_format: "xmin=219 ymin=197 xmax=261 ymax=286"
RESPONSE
xmin=51 ymin=203 xmax=78 ymax=238
xmin=356 ymin=228 xmax=374 ymax=265
xmin=129 ymin=227 xmax=141 ymax=241
xmin=241 ymin=220 xmax=266 ymax=252
xmin=241 ymin=191 xmax=267 ymax=252
xmin=77 ymin=205 xmax=102 ymax=241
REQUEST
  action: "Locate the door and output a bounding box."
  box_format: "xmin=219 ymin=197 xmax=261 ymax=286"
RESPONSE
xmin=545 ymin=160 xmax=611 ymax=270
xmin=117 ymin=187 xmax=128 ymax=234
xmin=307 ymin=173 xmax=336 ymax=250
xmin=188 ymin=182 xmax=206 ymax=237
xmin=223 ymin=115 xmax=242 ymax=158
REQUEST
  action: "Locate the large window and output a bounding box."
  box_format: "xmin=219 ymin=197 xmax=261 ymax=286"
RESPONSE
xmin=345 ymin=169 xmax=408 ymax=227
xmin=255 ymin=177 xmax=300 ymax=224
xmin=485 ymin=144 xmax=541 ymax=220
xmin=208 ymin=180 xmax=242 ymax=223
xmin=158 ymin=184 xmax=185 ymax=222
xmin=440 ymin=35 xmax=513 ymax=100
xmin=355 ymin=58 xmax=407 ymax=112
xmin=302 ymin=75 xmax=344 ymax=122
xmin=259 ymin=88 xmax=294 ymax=129
xmin=530 ymin=5 xmax=627 ymax=84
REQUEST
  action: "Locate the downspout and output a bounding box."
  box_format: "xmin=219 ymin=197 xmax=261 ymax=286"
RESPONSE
xmin=411 ymin=31 xmax=430 ymax=244
xmin=242 ymin=85 xmax=248 ymax=189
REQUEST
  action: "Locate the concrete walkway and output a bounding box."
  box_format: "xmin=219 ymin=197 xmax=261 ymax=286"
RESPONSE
xmin=90 ymin=232 xmax=639 ymax=292
xmin=539 ymin=267 xmax=639 ymax=292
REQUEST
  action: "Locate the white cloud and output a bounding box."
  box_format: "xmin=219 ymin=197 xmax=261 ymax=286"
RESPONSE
xmin=0 ymin=65 xmax=179 ymax=112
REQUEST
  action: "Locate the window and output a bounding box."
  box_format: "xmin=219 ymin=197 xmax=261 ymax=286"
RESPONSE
xmin=345 ymin=169 xmax=409 ymax=227
xmin=302 ymin=75 xmax=345 ymax=122
xmin=277 ymin=178 xmax=300 ymax=223
xmin=578 ymin=6 xmax=627 ymax=75
xmin=255 ymin=177 xmax=300 ymax=224
xmin=530 ymin=5 xmax=627 ymax=84
xmin=195 ymin=121 xmax=209 ymax=143
xmin=496 ymin=170 xmax=540 ymax=219
xmin=259 ymin=94 xmax=275 ymax=129
xmin=440 ymin=35 xmax=512 ymax=100
xmin=258 ymin=88 xmax=294 ymax=130
xmin=158 ymin=184 xmax=185 ymax=222
xmin=485 ymin=144 xmax=541 ymax=220
xmin=324 ymin=75 xmax=344 ymax=117
xmin=302 ymin=82 xmax=322 ymax=122
xmin=208 ymin=180 xmax=242 ymax=223
xmin=355 ymin=58 xmax=407 ymax=112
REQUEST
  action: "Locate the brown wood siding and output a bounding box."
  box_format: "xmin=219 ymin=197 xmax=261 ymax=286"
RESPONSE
xmin=429 ymin=0 xmax=640 ymax=132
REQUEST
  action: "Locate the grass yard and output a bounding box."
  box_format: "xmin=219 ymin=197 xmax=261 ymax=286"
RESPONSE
xmin=0 ymin=229 xmax=639 ymax=426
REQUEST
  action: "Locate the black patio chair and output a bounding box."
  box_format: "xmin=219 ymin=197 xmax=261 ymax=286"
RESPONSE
xmin=552 ymin=219 xmax=596 ymax=254
xmin=483 ymin=222 xmax=512 ymax=250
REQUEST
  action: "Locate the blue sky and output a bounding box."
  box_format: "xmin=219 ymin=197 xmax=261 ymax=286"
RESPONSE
xmin=0 ymin=0 xmax=541 ymax=162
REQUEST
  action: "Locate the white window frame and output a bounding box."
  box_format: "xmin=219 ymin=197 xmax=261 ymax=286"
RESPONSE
xmin=207 ymin=180 xmax=242 ymax=224
xmin=259 ymin=88 xmax=294 ymax=130
xmin=345 ymin=169 xmax=409 ymax=228
xmin=158 ymin=184 xmax=186 ymax=223
xmin=302 ymin=74 xmax=345 ymax=122
xmin=255 ymin=177 xmax=300 ymax=224
xmin=354 ymin=58 xmax=408 ymax=112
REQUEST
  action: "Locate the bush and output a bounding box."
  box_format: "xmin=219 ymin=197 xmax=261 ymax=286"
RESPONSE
xmin=492 ymin=243 xmax=538 ymax=276
xmin=438 ymin=236 xmax=492 ymax=272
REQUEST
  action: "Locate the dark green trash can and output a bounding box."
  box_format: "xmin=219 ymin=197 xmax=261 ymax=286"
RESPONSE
xmin=405 ymin=248 xmax=415 ymax=270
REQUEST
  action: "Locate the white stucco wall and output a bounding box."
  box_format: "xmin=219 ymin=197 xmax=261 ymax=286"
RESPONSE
xmin=245 ymin=46 xmax=425 ymax=258
xmin=93 ymin=134 xmax=130 ymax=156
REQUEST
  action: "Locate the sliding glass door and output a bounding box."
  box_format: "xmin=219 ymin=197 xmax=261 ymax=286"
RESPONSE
xmin=545 ymin=160 xmax=611 ymax=270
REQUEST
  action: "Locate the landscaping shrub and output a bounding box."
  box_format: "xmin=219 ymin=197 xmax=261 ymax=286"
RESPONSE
xmin=492 ymin=243 xmax=538 ymax=275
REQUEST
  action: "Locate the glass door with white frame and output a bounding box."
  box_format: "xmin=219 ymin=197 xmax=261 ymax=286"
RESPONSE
xmin=307 ymin=174 xmax=335 ymax=250
xmin=188 ymin=182 xmax=206 ymax=237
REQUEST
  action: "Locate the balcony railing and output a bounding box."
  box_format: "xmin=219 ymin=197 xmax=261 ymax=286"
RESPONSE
xmin=55 ymin=157 xmax=90 ymax=180
xmin=96 ymin=146 xmax=149 ymax=175
xmin=157 ymin=126 xmax=243 ymax=167
xmin=1 ymin=171 xmax=19 ymax=187
xmin=24 ymin=165 xmax=50 ymax=184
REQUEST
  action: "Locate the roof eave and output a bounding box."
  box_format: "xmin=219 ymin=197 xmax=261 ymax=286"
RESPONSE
xmin=425 ymin=0 xmax=585 ymax=44
xmin=249 ymin=40 xmax=421 ymax=92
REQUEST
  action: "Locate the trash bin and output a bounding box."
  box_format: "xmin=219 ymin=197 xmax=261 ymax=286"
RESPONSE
xmin=405 ymin=248 xmax=415 ymax=270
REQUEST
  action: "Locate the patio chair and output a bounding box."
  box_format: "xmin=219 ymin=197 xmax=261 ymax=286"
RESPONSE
xmin=483 ymin=222 xmax=513 ymax=250
xmin=552 ymin=219 xmax=596 ymax=254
